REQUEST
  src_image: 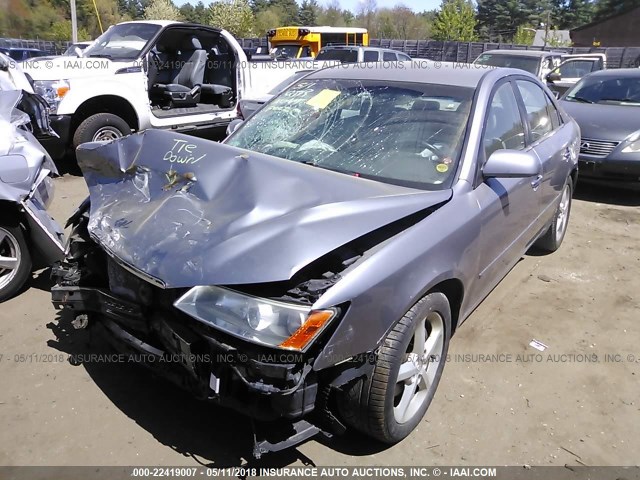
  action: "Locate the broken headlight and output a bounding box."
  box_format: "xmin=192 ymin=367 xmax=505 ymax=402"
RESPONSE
xmin=174 ymin=286 xmax=336 ymax=352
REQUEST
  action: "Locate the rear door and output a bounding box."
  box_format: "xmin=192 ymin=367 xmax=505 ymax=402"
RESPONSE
xmin=383 ymin=51 xmax=398 ymax=62
xmin=514 ymin=78 xmax=574 ymax=225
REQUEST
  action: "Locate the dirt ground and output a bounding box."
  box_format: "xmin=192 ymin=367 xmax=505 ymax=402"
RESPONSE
xmin=0 ymin=170 xmax=638 ymax=468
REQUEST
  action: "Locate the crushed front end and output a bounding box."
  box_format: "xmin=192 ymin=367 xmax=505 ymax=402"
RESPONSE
xmin=51 ymin=205 xmax=356 ymax=456
xmin=51 ymin=130 xmax=450 ymax=456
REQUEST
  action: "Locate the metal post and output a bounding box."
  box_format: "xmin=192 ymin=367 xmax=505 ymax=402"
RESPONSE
xmin=70 ymin=0 xmax=78 ymax=43
xmin=543 ymin=10 xmax=550 ymax=48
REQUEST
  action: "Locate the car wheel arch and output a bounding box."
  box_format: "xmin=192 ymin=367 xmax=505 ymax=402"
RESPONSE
xmin=71 ymin=95 xmax=139 ymax=141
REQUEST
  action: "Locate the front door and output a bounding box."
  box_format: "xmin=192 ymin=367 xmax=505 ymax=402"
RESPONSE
xmin=468 ymin=81 xmax=543 ymax=302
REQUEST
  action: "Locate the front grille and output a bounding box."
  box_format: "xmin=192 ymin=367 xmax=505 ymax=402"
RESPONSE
xmin=580 ymin=138 xmax=619 ymax=157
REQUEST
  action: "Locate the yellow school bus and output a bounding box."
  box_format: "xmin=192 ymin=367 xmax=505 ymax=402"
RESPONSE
xmin=267 ymin=26 xmax=369 ymax=59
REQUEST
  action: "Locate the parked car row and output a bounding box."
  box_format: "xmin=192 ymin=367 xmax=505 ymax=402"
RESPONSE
xmin=2 ymin=21 xmax=638 ymax=461
xmin=472 ymin=49 xmax=607 ymax=96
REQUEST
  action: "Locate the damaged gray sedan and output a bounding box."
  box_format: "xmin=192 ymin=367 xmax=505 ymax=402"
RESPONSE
xmin=52 ymin=64 xmax=580 ymax=456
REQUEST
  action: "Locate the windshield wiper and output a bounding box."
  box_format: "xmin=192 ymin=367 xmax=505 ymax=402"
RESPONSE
xmin=567 ymin=95 xmax=594 ymax=104
xmin=88 ymin=53 xmax=113 ymax=59
xmin=301 ymin=160 xmax=361 ymax=177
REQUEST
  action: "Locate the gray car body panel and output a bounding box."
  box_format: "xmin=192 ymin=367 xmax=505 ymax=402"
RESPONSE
xmin=0 ymin=91 xmax=58 ymax=202
xmin=307 ymin=65 xmax=579 ymax=369
xmin=560 ymin=101 xmax=640 ymax=142
xmin=76 ymin=129 xmax=452 ymax=288
xmin=0 ymin=90 xmax=65 ymax=263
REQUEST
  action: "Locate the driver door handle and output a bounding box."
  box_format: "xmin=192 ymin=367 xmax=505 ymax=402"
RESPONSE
xmin=531 ymin=174 xmax=543 ymax=190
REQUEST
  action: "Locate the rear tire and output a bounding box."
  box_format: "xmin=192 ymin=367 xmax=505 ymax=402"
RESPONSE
xmin=0 ymin=225 xmax=32 ymax=302
xmin=73 ymin=113 xmax=131 ymax=149
xmin=534 ymin=180 xmax=573 ymax=253
xmin=337 ymin=292 xmax=451 ymax=443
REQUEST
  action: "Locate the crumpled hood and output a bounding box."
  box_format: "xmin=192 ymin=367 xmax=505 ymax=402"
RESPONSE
xmin=77 ymin=130 xmax=451 ymax=288
xmin=560 ymin=101 xmax=640 ymax=141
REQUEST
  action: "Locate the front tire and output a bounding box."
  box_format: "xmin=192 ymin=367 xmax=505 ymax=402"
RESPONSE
xmin=73 ymin=113 xmax=131 ymax=149
xmin=337 ymin=292 xmax=451 ymax=443
xmin=0 ymin=225 xmax=32 ymax=302
xmin=534 ymin=180 xmax=573 ymax=253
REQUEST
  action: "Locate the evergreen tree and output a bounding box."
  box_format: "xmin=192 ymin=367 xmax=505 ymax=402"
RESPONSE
xmin=553 ymin=0 xmax=594 ymax=29
xmin=433 ymin=0 xmax=477 ymax=41
xmin=592 ymin=0 xmax=639 ymax=21
xmin=269 ymin=0 xmax=298 ymax=24
xmin=249 ymin=0 xmax=269 ymax=14
xmin=477 ymin=0 xmax=543 ymax=41
xmin=298 ymin=0 xmax=318 ymax=26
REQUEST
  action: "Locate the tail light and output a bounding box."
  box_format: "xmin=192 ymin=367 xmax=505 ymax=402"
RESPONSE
xmin=236 ymin=101 xmax=244 ymax=120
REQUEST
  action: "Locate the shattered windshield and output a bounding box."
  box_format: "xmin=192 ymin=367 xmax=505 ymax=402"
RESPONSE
xmin=226 ymin=78 xmax=474 ymax=190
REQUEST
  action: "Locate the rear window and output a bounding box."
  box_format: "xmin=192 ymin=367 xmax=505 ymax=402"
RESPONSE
xmin=474 ymin=53 xmax=540 ymax=75
xmin=383 ymin=52 xmax=397 ymax=61
xmin=316 ymin=49 xmax=358 ymax=63
xmin=363 ymin=51 xmax=379 ymax=62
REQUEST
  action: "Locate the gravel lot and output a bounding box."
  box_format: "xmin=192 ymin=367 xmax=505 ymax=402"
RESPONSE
xmin=0 ymin=171 xmax=638 ymax=467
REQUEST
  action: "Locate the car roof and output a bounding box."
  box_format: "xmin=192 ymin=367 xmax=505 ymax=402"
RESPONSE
xmin=0 ymin=47 xmax=45 ymax=52
xmin=118 ymin=20 xmax=180 ymax=27
xmin=309 ymin=61 xmax=496 ymax=88
xmin=321 ymin=46 xmax=404 ymax=53
xmin=481 ymin=49 xmax=559 ymax=58
xmin=582 ymin=68 xmax=640 ymax=78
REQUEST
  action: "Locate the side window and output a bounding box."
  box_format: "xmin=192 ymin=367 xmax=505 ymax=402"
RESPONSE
xmin=399 ymin=54 xmax=411 ymax=61
xmin=558 ymin=60 xmax=595 ymax=79
xmin=544 ymin=94 xmax=562 ymax=129
xmin=515 ymin=80 xmax=554 ymax=141
xmin=363 ymin=50 xmax=378 ymax=62
xmin=383 ymin=51 xmax=397 ymax=61
xmin=484 ymin=83 xmax=526 ymax=158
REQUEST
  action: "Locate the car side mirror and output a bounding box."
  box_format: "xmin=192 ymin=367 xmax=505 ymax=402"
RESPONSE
xmin=483 ymin=150 xmax=541 ymax=179
xmin=226 ymin=119 xmax=243 ymax=136
xmin=546 ymin=72 xmax=561 ymax=83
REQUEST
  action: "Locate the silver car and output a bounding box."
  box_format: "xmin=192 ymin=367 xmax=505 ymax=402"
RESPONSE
xmin=52 ymin=63 xmax=579 ymax=456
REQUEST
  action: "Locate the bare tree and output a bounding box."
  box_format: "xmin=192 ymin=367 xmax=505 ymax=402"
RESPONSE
xmin=356 ymin=0 xmax=377 ymax=30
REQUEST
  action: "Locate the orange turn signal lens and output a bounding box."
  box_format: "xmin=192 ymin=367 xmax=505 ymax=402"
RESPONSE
xmin=279 ymin=310 xmax=335 ymax=351
xmin=57 ymin=86 xmax=70 ymax=98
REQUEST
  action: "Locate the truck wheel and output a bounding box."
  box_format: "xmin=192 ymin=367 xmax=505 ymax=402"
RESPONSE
xmin=0 ymin=225 xmax=32 ymax=302
xmin=73 ymin=113 xmax=131 ymax=149
xmin=337 ymin=292 xmax=451 ymax=443
xmin=534 ymin=180 xmax=572 ymax=253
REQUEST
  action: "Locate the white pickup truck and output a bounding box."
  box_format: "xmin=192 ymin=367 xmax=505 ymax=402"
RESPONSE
xmin=21 ymin=21 xmax=325 ymax=159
